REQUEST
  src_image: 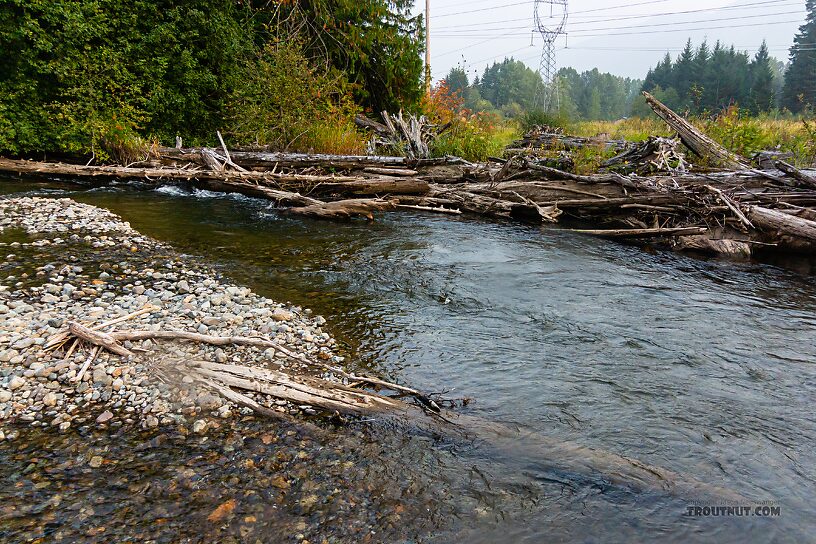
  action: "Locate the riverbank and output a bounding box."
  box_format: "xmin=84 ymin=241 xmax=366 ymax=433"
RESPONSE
xmin=0 ymin=196 xmax=341 ymax=437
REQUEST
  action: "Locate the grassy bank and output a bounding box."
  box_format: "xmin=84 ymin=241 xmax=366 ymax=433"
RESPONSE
xmin=569 ymin=112 xmax=816 ymax=166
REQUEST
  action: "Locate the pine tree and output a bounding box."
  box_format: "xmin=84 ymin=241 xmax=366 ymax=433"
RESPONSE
xmin=783 ymin=0 xmax=816 ymax=112
xmin=674 ymin=39 xmax=695 ymax=108
xmin=749 ymin=41 xmax=775 ymax=114
xmin=444 ymin=68 xmax=469 ymax=97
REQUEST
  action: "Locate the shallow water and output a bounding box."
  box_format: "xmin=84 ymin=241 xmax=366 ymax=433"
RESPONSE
xmin=2 ymin=179 xmax=815 ymax=542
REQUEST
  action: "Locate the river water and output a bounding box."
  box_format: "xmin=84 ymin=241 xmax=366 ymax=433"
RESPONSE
xmin=2 ymin=179 xmax=815 ymax=542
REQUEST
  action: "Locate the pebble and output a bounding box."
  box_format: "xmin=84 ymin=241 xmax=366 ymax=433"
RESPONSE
xmin=271 ymin=309 xmax=293 ymax=322
xmin=0 ymin=197 xmax=341 ymax=437
xmin=88 ymin=456 xmax=104 ymax=468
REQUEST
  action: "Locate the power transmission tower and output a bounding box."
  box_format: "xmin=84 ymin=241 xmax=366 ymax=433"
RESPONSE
xmin=534 ymin=0 xmax=568 ymax=112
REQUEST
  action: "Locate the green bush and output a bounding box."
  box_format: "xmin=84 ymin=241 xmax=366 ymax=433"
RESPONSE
xmin=432 ymin=114 xmax=519 ymax=162
xmin=520 ymin=109 xmax=569 ymax=132
xmin=226 ymin=41 xmax=365 ymax=154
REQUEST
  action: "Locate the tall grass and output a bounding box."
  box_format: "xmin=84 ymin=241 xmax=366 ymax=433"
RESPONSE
xmin=432 ymin=116 xmax=519 ymax=162
xmin=569 ymin=112 xmax=816 ymax=166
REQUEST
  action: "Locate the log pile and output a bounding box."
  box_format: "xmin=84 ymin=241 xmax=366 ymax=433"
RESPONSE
xmin=355 ymin=111 xmax=450 ymax=159
xmin=506 ymin=125 xmax=633 ymax=155
xmin=3 ymin=94 xmax=816 ymax=258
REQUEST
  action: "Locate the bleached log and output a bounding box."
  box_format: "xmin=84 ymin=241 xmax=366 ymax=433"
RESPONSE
xmin=643 ymin=91 xmax=750 ymax=170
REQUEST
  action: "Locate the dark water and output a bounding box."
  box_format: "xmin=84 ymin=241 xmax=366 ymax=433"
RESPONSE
xmin=2 ymin=179 xmax=816 ymax=542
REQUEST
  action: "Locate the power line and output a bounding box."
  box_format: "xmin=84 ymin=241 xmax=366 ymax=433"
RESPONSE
xmin=435 ymin=17 xmax=804 ymax=38
xmin=433 ymin=0 xmax=800 ymax=30
xmin=434 ymin=10 xmax=803 ymax=36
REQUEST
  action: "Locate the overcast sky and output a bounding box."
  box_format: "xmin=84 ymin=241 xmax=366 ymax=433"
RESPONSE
xmin=414 ymin=0 xmax=808 ymax=82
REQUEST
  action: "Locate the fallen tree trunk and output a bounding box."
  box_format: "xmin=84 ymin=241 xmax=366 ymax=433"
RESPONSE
xmin=643 ymin=91 xmax=750 ymax=170
xmin=287 ymin=198 xmax=398 ymax=220
xmin=570 ymin=226 xmax=708 ymax=238
xmin=746 ymin=205 xmax=816 ymax=251
xmin=305 ymin=178 xmax=429 ymax=196
xmin=774 ymin=160 xmax=816 ymax=189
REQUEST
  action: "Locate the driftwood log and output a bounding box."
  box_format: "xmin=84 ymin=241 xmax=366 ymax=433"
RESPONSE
xmin=643 ymin=91 xmax=750 ymax=170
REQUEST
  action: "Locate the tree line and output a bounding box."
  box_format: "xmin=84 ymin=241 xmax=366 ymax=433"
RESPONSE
xmin=443 ymin=2 xmax=816 ymax=121
xmin=444 ymin=60 xmax=642 ymax=122
xmin=0 ymin=0 xmax=424 ymax=156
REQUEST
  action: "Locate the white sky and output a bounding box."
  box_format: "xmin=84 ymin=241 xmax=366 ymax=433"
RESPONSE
xmin=414 ymin=0 xmax=808 ymax=82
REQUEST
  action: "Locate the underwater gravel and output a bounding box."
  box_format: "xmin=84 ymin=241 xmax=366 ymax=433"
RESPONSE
xmin=0 ymin=196 xmax=450 ymax=543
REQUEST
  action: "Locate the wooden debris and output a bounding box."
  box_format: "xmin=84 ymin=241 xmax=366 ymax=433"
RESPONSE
xmin=602 ymin=137 xmax=689 ymax=174
xmin=570 ymin=226 xmax=708 ymax=238
xmin=643 ymin=91 xmax=750 ymax=170
xmin=288 ymin=198 xmax=398 ymax=220
xmin=775 ymin=160 xmax=816 ymax=189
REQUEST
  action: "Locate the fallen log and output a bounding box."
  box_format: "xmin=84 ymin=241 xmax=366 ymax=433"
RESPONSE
xmin=570 ymin=226 xmax=708 ymax=238
xmin=305 ymin=178 xmax=429 ymax=197
xmin=746 ymin=206 xmax=816 ymax=252
xmin=643 ymin=91 xmax=750 ymax=170
xmin=288 ymin=198 xmax=398 ymax=220
xmin=673 ymin=235 xmax=753 ymax=257
xmin=775 ymin=160 xmax=816 ymax=189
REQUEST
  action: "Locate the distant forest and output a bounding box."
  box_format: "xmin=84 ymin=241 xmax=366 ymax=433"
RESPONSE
xmin=444 ymin=60 xmax=643 ymax=122
xmin=443 ymin=1 xmax=816 ymax=120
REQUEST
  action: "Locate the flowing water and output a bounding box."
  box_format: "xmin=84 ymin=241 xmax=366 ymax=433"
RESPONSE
xmin=2 ymin=179 xmax=815 ymax=542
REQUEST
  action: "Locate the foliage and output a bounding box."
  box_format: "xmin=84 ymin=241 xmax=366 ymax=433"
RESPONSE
xmin=557 ymin=68 xmax=642 ymax=121
xmin=642 ymin=39 xmax=780 ymax=115
xmin=570 ymin=112 xmax=816 ymax=166
xmin=0 ymin=0 xmax=255 ymax=155
xmin=0 ymin=0 xmax=422 ymax=158
xmin=425 ymin=81 xmax=519 ymax=162
xmin=266 ymin=0 xmax=424 ymax=113
xmin=227 ymin=40 xmax=364 ymax=154
xmin=520 ymin=109 xmax=569 ymax=131
xmin=783 ymin=0 xmax=816 ymax=112
xmin=443 ymin=58 xmax=641 ymax=122
xmin=432 ymin=114 xmax=518 ymax=162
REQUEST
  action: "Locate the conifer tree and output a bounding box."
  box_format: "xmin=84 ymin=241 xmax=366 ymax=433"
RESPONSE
xmin=749 ymin=41 xmax=776 ymax=114
xmin=782 ymin=0 xmax=816 ymax=112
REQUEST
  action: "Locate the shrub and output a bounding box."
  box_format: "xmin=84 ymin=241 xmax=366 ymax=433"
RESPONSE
xmin=226 ymin=40 xmax=365 ymax=154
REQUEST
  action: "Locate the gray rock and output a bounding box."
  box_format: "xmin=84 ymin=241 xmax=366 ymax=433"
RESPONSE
xmin=8 ymin=376 xmax=25 ymax=390
xmin=192 ymin=419 xmax=207 ymax=434
xmin=92 ymin=368 xmax=112 ymax=386
xmin=96 ymin=410 xmax=114 ymax=423
xmin=214 ymin=348 xmax=227 ymax=363
xmin=196 ymin=393 xmax=222 ymax=411
xmin=12 ymin=338 xmax=34 ymax=350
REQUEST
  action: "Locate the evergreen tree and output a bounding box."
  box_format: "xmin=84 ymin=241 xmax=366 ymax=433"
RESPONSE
xmin=674 ymin=39 xmax=696 ymax=108
xmin=783 ymin=0 xmax=816 ymax=112
xmin=444 ymin=68 xmax=469 ymax=97
xmin=749 ymin=41 xmax=775 ymax=114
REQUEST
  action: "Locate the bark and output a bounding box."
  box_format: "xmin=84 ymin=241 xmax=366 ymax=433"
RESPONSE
xmin=775 ymin=160 xmax=816 ymax=189
xmin=746 ymin=206 xmax=816 ymax=251
xmin=642 ymin=91 xmax=750 ymax=170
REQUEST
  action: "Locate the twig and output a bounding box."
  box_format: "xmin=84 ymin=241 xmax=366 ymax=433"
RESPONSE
xmin=73 ymin=345 xmax=100 ymax=383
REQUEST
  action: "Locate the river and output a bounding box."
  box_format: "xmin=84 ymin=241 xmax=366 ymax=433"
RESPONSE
xmin=2 ymin=179 xmax=815 ymax=542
